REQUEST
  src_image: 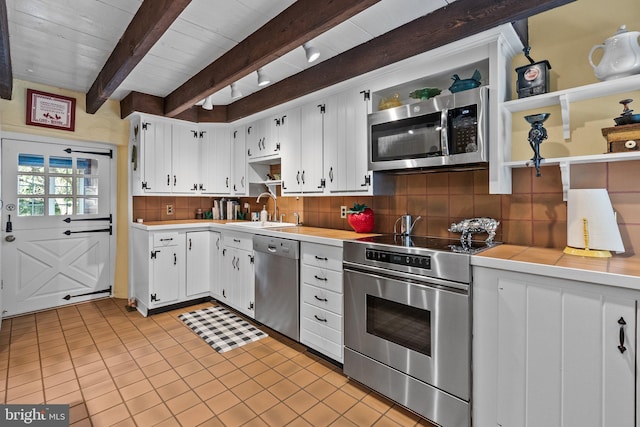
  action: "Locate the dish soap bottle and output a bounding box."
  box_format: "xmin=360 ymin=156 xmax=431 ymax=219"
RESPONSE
xmin=260 ymin=205 xmax=268 ymax=223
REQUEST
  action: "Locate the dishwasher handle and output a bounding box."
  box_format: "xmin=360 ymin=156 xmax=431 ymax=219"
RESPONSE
xmin=267 ymin=245 xmax=277 ymax=253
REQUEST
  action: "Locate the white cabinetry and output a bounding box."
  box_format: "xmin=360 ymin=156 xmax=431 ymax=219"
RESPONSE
xmin=231 ymin=126 xmax=247 ymax=196
xmin=281 ymin=89 xmax=371 ymax=195
xmin=220 ymin=232 xmax=255 ymax=318
xmin=299 ymin=242 xmax=344 ymax=362
xmin=473 ymin=266 xmax=637 ymax=427
xmin=282 ymin=101 xmax=326 ymax=194
xmin=130 ymin=228 xmax=185 ymax=315
xmin=185 ymin=231 xmax=212 ymax=297
xmin=210 ymin=232 xmax=222 ymax=299
xmin=200 ymin=125 xmax=231 ymax=194
xmin=132 ymin=116 xmax=172 ymax=194
xmin=171 ymin=123 xmax=201 ymax=193
xmin=247 ymin=112 xmax=294 ymax=161
xmin=130 ymin=114 xmax=228 ymax=195
xmin=324 ymin=88 xmax=371 ymax=193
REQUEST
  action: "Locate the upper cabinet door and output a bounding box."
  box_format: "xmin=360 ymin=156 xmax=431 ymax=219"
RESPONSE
xmin=300 ymin=101 xmax=326 ymax=193
xmin=172 ymin=123 xmax=200 ymax=193
xmin=245 ymin=121 xmax=260 ymax=159
xmin=280 ymin=109 xmax=302 ymax=195
xmin=231 ymin=125 xmax=247 ymax=195
xmin=142 ymin=118 xmax=172 ymax=193
xmin=329 ymin=89 xmax=371 ymax=192
xmin=200 ymin=125 xmax=231 ymax=194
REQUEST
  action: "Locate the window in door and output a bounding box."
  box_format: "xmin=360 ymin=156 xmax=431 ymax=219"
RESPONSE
xmin=17 ymin=154 xmax=100 ymax=217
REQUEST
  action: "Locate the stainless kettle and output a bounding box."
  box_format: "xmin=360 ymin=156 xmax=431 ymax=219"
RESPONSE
xmin=394 ymin=214 xmax=422 ymax=236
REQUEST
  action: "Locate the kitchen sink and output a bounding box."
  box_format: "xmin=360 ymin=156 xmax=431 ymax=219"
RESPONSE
xmin=225 ymin=221 xmax=297 ymax=229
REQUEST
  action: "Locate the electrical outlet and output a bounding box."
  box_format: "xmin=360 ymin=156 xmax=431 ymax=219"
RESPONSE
xmin=340 ymin=206 xmax=347 ymax=218
xmin=166 ymin=204 xmax=174 ymax=215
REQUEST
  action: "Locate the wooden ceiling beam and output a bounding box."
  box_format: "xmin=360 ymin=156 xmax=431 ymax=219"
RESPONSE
xmin=0 ymin=0 xmax=12 ymax=99
xmin=163 ymin=0 xmax=380 ymax=118
xmin=227 ymin=0 xmax=575 ymax=122
xmin=227 ymin=0 xmax=573 ymax=121
xmin=85 ymin=0 xmax=191 ymax=114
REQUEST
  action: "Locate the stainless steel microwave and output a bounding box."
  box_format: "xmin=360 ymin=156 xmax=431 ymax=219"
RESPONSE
xmin=368 ymin=86 xmax=488 ymax=172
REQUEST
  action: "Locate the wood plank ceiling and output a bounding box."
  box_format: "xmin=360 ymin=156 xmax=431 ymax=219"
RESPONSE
xmin=1 ymin=0 xmax=575 ymax=123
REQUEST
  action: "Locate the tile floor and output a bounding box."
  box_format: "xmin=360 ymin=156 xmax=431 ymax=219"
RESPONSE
xmin=0 ymin=298 xmax=436 ymax=426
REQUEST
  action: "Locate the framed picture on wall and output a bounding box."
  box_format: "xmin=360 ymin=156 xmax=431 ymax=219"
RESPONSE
xmin=26 ymin=89 xmax=76 ymax=131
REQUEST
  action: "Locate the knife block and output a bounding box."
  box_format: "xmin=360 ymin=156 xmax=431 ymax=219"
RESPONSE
xmin=601 ymin=123 xmax=640 ymax=153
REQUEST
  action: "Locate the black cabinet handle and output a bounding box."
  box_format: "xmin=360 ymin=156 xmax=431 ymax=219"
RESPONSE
xmin=618 ymin=317 xmax=627 ymax=354
xmin=167 ymin=174 xmax=170 ymax=186
xmin=314 ymin=255 xmax=328 ymax=261
xmin=174 ymin=253 xmax=177 ymax=265
xmin=188 ymin=238 xmax=192 ymax=251
xmin=314 ymin=295 xmax=328 ymax=302
xmin=314 ymin=315 xmax=327 ymax=323
xmin=314 ymin=275 xmax=327 ymax=281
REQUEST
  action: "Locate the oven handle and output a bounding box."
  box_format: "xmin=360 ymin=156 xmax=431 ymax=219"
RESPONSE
xmin=343 ymin=262 xmax=469 ymax=294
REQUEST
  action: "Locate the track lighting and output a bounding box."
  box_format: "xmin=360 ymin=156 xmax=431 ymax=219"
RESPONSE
xmin=202 ymin=95 xmax=213 ymax=110
xmin=230 ymin=83 xmax=242 ymax=100
xmin=257 ymin=68 xmax=270 ymax=87
xmin=303 ymin=42 xmax=320 ymax=63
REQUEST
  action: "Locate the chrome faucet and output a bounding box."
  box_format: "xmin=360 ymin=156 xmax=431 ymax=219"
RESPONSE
xmin=256 ymin=192 xmax=277 ymax=221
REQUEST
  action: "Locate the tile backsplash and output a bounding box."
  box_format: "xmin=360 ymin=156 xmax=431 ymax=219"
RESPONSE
xmin=133 ymin=160 xmax=640 ymax=255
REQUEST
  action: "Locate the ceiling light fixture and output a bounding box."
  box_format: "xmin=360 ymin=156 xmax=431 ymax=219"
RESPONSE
xmin=230 ymin=83 xmax=242 ymax=100
xmin=303 ymin=42 xmax=320 ymax=63
xmin=202 ymin=95 xmax=214 ymax=110
xmin=257 ymin=68 xmax=271 ymax=87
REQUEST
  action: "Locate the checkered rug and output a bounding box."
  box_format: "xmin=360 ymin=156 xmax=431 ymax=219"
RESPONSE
xmin=179 ymin=306 xmax=268 ymax=353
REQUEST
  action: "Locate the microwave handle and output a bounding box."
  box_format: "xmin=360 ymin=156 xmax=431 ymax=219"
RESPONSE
xmin=440 ymin=109 xmax=449 ymax=156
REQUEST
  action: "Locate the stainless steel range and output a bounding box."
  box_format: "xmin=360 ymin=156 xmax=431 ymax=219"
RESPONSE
xmin=343 ymin=235 xmax=494 ymax=427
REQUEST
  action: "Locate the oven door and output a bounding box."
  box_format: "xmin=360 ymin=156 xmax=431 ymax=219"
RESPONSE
xmin=344 ymin=267 xmax=469 ymax=400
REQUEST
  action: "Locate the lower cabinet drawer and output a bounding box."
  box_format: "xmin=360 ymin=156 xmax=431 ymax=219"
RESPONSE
xmin=153 ymin=232 xmax=179 ymax=247
xmin=301 ymin=302 xmax=342 ymax=332
xmin=300 ymin=319 xmax=342 ymax=363
xmin=301 ymin=265 xmax=342 ymax=293
xmin=301 ymin=283 xmax=342 ymax=315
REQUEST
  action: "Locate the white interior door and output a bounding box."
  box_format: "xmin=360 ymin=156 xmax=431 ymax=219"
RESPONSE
xmin=1 ymin=137 xmax=114 ymax=317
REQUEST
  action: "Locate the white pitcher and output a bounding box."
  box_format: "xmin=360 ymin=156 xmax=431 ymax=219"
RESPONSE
xmin=589 ymin=25 xmax=640 ymax=81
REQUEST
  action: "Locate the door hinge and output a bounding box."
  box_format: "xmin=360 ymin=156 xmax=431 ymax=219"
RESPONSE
xmin=248 ymin=301 xmax=254 ymax=310
xmin=199 ymin=130 xmax=206 ymax=138
xmin=361 ymin=174 xmax=371 ymax=187
xmin=151 ymin=250 xmax=159 ymax=259
xmin=151 ymin=293 xmax=158 ymax=302
xmin=275 ymin=118 xmax=281 ymax=126
xmin=191 ymin=130 xmax=198 ymax=138
xmin=275 ymin=142 xmax=281 ymax=151
xmin=142 ymin=122 xmax=150 ymax=130
xmin=319 ymin=178 xmax=326 ymax=189
xmin=142 ymin=182 xmax=150 ymax=190
xmin=318 ymin=104 xmax=326 ymax=114
xmin=249 ymin=255 xmax=254 ymax=264
xmin=360 ymin=90 xmax=371 ymax=101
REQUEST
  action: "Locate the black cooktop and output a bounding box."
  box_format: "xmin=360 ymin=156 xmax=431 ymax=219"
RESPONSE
xmin=354 ymin=234 xmax=498 ymax=254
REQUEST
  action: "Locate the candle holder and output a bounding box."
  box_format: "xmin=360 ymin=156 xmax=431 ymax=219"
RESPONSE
xmin=524 ymin=113 xmax=550 ymax=177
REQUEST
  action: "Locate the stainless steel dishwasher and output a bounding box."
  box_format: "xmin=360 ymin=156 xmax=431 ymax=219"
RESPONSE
xmin=253 ymin=235 xmax=300 ymax=341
